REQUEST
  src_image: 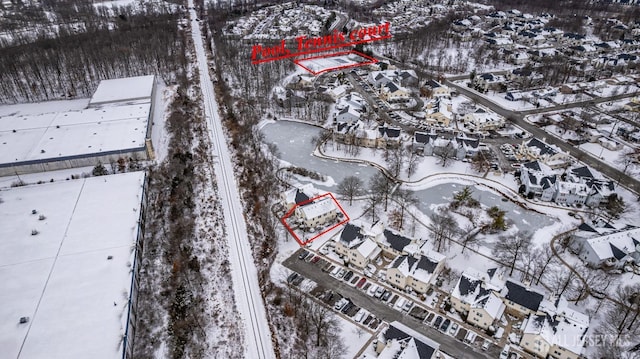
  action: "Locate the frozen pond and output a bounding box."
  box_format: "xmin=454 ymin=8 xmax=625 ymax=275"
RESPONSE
xmin=260 ymin=120 xmax=379 ymax=190
xmin=261 ymin=121 xmax=555 ymax=232
xmin=414 ymin=182 xmax=555 ymax=233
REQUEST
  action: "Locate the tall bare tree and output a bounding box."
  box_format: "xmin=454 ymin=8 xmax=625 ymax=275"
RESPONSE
xmin=337 ymin=176 xmax=364 ymax=205
xmin=492 ymin=231 xmax=532 ymax=276
xmin=428 ymin=209 xmax=459 ymax=252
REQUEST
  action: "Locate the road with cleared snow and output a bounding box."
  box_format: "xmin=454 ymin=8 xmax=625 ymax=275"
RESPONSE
xmin=188 ymin=2 xmax=276 ymax=358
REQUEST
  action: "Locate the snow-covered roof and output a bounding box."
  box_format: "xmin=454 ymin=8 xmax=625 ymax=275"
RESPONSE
xmin=381 ymin=322 xmax=439 ymax=359
xmin=584 ymin=226 xmax=640 ymax=261
xmin=282 ymin=184 xmax=316 ymax=206
xmin=478 ymin=292 xmax=506 ymax=319
xmin=356 ymin=238 xmax=381 ymax=259
xmin=0 ymin=172 xmax=145 ymax=359
xmin=522 ymin=305 xmax=589 ymax=355
xmin=451 ymin=267 xmax=504 ymax=305
xmin=89 ymin=75 xmax=155 ymax=106
xmin=298 ymin=197 xmax=336 ymax=220
xmin=0 ymin=102 xmax=150 ymax=166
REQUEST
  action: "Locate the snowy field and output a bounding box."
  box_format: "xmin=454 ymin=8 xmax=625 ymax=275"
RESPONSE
xmin=0 ymin=172 xmax=145 ymax=359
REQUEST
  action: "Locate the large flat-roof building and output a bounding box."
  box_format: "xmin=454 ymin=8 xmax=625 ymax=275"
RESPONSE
xmin=0 ymin=75 xmax=156 ymax=176
xmin=0 ymin=171 xmax=146 ymax=359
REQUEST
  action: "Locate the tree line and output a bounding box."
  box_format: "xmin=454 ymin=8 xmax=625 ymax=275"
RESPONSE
xmin=0 ymin=4 xmax=186 ymax=103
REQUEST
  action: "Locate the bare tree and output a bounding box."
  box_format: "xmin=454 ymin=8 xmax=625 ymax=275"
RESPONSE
xmin=383 ymin=145 xmax=406 ymax=177
xmin=393 ymin=189 xmax=418 ymax=230
xmin=434 ymin=144 xmax=457 ymax=167
xmin=406 ymin=147 xmax=422 ymax=178
xmin=337 ymin=176 xmax=364 ymax=205
xmin=460 ymin=223 xmax=480 ymax=253
xmin=492 ymin=231 xmax=532 ymax=276
xmin=428 ymin=209 xmax=459 ymax=252
xmin=363 ymin=193 xmax=382 ymax=223
xmin=369 ymin=173 xmax=394 ymax=212
xmin=530 ymin=246 xmax=556 ymax=285
xmin=470 ymin=150 xmax=491 ymax=174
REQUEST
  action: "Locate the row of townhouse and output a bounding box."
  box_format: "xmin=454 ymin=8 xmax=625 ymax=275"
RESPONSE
xmin=450 ymin=267 xmax=590 ymax=359
xmin=335 ymin=221 xmax=446 ymax=295
xmin=412 ymin=132 xmax=481 ymax=159
xmin=519 ymin=160 xmax=617 ymax=206
xmin=333 ymin=121 xmax=405 ymax=149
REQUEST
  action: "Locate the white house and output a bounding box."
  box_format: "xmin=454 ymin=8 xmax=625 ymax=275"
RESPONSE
xmin=386 ymin=249 xmax=445 ymax=294
xmin=570 ymin=224 xmax=640 ymax=268
xmin=450 ymin=267 xmax=505 ymax=330
xmin=500 ymin=280 xmax=545 ymax=318
xmin=294 ymin=197 xmax=337 ymax=228
xmin=335 ymin=222 xmax=382 ymax=268
xmin=462 ymin=108 xmax=505 ymax=132
xmin=520 ymin=297 xmax=589 ymax=359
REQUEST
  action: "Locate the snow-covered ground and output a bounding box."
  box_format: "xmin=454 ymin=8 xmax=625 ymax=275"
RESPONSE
xmin=189 ymin=2 xmax=275 ymax=357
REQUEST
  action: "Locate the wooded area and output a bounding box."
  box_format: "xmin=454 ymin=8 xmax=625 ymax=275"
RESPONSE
xmin=0 ymin=4 xmax=186 ymax=103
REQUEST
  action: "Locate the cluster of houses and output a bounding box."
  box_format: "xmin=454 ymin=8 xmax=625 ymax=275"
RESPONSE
xmin=224 ymin=2 xmax=334 ymax=38
xmin=450 ymin=267 xmax=590 ymax=359
xmin=570 ymin=221 xmax=640 ymax=270
xmin=519 ymin=157 xmax=617 ymax=207
xmin=366 ymin=69 xmax=418 ymax=102
xmin=334 ymin=221 xmax=446 ymax=296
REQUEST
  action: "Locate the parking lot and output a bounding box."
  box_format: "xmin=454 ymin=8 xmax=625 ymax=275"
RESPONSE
xmin=284 ymin=248 xmax=503 ymax=359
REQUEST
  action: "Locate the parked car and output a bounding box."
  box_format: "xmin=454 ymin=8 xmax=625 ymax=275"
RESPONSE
xmin=374 ymin=286 xmax=385 ymax=298
xmin=356 ymin=277 xmax=366 ymax=289
xmin=440 ymin=319 xmax=451 ymax=332
xmin=447 ymin=321 xmax=457 ymax=333
xmin=344 ymin=270 xmax=354 ymax=281
xmin=311 ymin=256 xmax=321 ymax=264
xmin=433 ymin=316 xmax=443 ymax=328
xmin=298 ymin=250 xmax=309 ymax=260
xmin=381 ymin=290 xmax=391 ymax=302
xmin=334 ymin=298 xmax=348 ymax=311
xmin=337 ymin=269 xmax=346 ymax=279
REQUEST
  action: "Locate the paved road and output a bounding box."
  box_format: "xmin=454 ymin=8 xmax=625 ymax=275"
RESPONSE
xmin=283 ymin=251 xmax=503 ymax=359
xmin=189 ymin=3 xmax=276 ymax=358
xmin=445 ymin=80 xmax=640 ymax=195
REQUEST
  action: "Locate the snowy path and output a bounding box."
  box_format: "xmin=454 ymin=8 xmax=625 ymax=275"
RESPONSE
xmin=188 ymin=3 xmax=276 ymax=358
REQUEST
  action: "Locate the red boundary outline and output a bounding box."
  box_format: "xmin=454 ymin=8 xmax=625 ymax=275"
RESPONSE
xmin=281 ymin=192 xmax=349 ymax=246
xmin=293 ymin=50 xmax=378 ymax=75
xmin=251 ymin=35 xmax=392 ymax=65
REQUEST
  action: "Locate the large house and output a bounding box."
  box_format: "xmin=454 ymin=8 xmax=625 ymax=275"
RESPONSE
xmin=517 ymin=138 xmax=572 ymax=169
xmin=380 ymin=82 xmax=410 ymax=102
xmin=335 ymin=222 xmax=382 ymax=269
xmin=294 ymin=196 xmax=337 ymax=228
xmin=570 ymin=223 xmax=640 ymax=269
xmin=450 ymin=267 xmax=505 ymax=330
xmin=462 ymin=108 xmax=505 ymax=132
xmin=374 ymin=322 xmax=440 ymax=359
xmin=386 ymin=249 xmax=445 ymax=294
xmin=520 ymin=296 xmax=589 ymax=359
